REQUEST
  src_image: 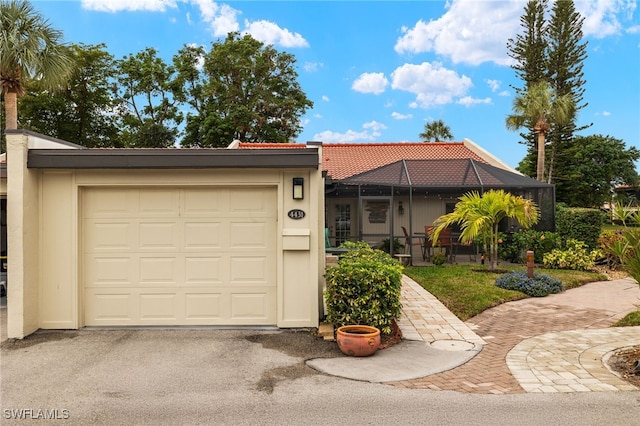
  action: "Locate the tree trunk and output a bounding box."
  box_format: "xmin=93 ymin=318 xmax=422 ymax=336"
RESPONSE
xmin=536 ymin=131 xmax=545 ymax=182
xmin=4 ymin=90 xmax=18 ymax=130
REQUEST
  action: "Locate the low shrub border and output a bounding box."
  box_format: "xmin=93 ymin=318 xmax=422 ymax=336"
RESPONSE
xmin=495 ymin=271 xmax=564 ymax=297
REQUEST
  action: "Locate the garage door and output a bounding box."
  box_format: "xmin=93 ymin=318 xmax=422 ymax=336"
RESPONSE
xmin=82 ymin=187 xmax=277 ymax=326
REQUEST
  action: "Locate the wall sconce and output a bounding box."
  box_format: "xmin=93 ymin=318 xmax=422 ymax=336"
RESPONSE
xmin=293 ymin=177 xmax=304 ymax=200
xmin=398 ymin=201 xmax=404 ymax=215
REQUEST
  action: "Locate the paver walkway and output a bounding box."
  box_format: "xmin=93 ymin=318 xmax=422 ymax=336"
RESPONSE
xmin=392 ymin=277 xmax=640 ymax=394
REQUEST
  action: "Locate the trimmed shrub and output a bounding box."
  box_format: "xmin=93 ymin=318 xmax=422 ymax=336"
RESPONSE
xmin=543 ymin=239 xmax=600 ymax=271
xmin=556 ymin=207 xmax=604 ymax=250
xmin=324 ymin=241 xmax=403 ymax=335
xmin=495 ymin=271 xmax=564 ymax=297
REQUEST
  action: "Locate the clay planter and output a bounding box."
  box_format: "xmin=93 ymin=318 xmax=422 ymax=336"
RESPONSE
xmin=336 ymin=325 xmax=381 ymax=357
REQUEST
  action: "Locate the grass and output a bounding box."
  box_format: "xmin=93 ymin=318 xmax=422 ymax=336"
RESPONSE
xmin=613 ymin=311 xmax=640 ymax=327
xmin=404 ymin=264 xmax=608 ymax=321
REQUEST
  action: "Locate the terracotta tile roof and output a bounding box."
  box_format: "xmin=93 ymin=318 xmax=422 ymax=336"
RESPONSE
xmin=237 ymin=141 xmax=500 ymax=180
xmin=321 ymin=142 xmax=485 ymax=180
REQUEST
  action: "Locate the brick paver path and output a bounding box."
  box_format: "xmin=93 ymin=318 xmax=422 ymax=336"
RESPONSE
xmin=391 ymin=301 xmax=632 ymax=394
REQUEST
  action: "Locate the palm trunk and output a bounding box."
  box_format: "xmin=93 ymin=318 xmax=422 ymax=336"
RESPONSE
xmin=536 ymin=131 xmax=545 ymax=182
xmin=490 ymin=223 xmax=499 ymax=271
xmin=5 ymin=90 xmax=18 ymax=130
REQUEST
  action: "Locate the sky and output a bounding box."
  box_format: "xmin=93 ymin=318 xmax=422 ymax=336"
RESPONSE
xmin=31 ymin=0 xmax=640 ymax=169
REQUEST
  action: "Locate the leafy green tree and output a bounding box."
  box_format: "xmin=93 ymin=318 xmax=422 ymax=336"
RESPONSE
xmin=0 ymin=0 xmax=73 ymax=132
xmin=418 ymin=119 xmax=453 ymax=142
xmin=506 ymin=81 xmax=574 ymax=182
xmin=555 ymin=135 xmax=640 ymax=207
xmin=430 ymin=190 xmax=539 ymax=271
xmin=178 ymin=32 xmax=313 ymax=147
xmin=113 ymin=47 xmax=182 ymax=148
xmin=19 ymin=43 xmax=121 ymax=147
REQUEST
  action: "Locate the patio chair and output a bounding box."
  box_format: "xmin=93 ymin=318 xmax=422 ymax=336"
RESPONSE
xmin=401 ymin=226 xmax=424 ymax=263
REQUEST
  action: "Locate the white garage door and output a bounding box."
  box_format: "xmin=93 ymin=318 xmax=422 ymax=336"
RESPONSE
xmin=82 ymin=187 xmax=277 ymax=326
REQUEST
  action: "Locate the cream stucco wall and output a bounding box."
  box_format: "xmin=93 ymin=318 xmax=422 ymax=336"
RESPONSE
xmin=7 ymin=132 xmax=324 ymax=338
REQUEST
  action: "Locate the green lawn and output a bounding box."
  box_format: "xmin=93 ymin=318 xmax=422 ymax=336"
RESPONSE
xmin=403 ymin=264 xmax=608 ymax=321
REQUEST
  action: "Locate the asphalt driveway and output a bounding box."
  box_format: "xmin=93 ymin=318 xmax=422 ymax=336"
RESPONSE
xmin=1 ymin=326 xmax=343 ymax=422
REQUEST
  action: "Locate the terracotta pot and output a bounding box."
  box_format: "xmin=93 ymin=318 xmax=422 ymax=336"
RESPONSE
xmin=336 ymin=325 xmax=381 ymax=357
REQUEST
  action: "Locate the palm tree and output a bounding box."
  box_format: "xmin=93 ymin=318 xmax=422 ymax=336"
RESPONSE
xmin=419 ymin=119 xmax=453 ymax=142
xmin=1 ymin=0 xmax=72 ymax=130
xmin=505 ymin=81 xmax=574 ymax=182
xmin=429 ymin=190 xmax=539 ymax=271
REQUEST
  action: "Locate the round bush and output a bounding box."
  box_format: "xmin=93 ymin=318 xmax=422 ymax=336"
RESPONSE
xmin=495 ymin=271 xmax=564 ymax=297
xmin=324 ymin=241 xmax=403 ymax=334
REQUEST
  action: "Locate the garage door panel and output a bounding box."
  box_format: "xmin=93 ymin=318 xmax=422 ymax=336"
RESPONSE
xmin=83 ymin=188 xmax=137 ymax=218
xmin=139 ymin=221 xmax=179 ymax=250
xmin=86 ymin=256 xmax=135 ymax=285
xmin=139 ymin=293 xmax=179 ymax=320
xmin=184 ymin=222 xmax=222 ymax=249
xmin=185 ymin=257 xmax=223 ymax=284
xmin=183 ymin=189 xmax=222 ymax=215
xmin=139 ymin=189 xmax=179 ymax=216
xmin=139 ymin=257 xmax=179 ymax=284
xmin=229 ymin=188 xmax=276 ymax=217
xmin=84 ymin=221 xmax=134 ymax=251
xmin=185 ymin=293 xmax=223 ymax=320
xmin=230 ymin=256 xmax=271 ymax=284
xmin=230 ymin=292 xmax=273 ymax=321
xmin=85 ymin=292 xmax=136 ymax=323
xmin=229 ymin=221 xmax=273 ymax=249
xmin=83 ymin=187 xmax=276 ymax=326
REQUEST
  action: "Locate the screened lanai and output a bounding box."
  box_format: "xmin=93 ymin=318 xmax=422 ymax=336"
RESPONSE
xmin=325 ymin=158 xmax=555 ymax=259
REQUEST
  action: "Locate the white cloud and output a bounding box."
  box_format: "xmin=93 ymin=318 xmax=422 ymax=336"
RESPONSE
xmin=190 ymin=0 xmax=240 ymax=37
xmin=391 ymin=62 xmax=473 ymax=108
xmin=394 ymin=0 xmax=522 ymax=66
xmin=363 ymin=120 xmax=387 ymax=132
xmin=322 ymin=95 xmax=330 ymax=102
xmin=314 ymin=121 xmax=387 ymax=142
xmin=577 ymin=0 xmax=637 ymax=38
xmin=313 ymin=130 xmax=376 ymax=143
xmin=304 ymin=62 xmax=323 ymax=72
xmin=596 ymin=110 xmax=612 ymax=117
xmin=392 ymin=112 xmax=413 ymax=120
xmin=352 ymin=72 xmax=389 ymax=95
xmin=193 ymin=1 xmax=307 ymax=48
xmin=457 ymin=96 xmax=492 ymax=107
xmin=498 ymin=90 xmax=510 ymax=97
xmin=314 ymin=113 xmax=323 ymax=119
xmin=81 ymin=0 xmax=177 ymax=12
xmin=243 ymin=20 xmax=309 ymax=48
xmin=628 ymin=25 xmax=640 ymax=34
xmin=486 ymin=79 xmax=501 ymax=92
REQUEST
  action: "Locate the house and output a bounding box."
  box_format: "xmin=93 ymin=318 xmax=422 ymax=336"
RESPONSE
xmin=240 ymin=140 xmax=555 ymax=261
xmin=4 ymin=131 xmax=553 ymax=339
xmin=4 ymin=130 xmax=324 ymax=339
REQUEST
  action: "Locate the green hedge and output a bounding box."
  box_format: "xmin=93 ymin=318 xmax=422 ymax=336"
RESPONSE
xmin=555 ymin=207 xmax=604 ymax=250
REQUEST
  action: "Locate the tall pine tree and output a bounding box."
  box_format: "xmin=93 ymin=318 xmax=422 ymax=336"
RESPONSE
xmin=545 ymin=0 xmax=590 ymax=194
xmin=507 ymin=0 xmax=589 ymax=186
xmin=506 ymin=0 xmax=549 ymax=177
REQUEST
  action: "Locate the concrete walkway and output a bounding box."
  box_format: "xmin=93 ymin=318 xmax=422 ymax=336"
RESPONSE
xmin=392 ymin=276 xmax=640 ymax=393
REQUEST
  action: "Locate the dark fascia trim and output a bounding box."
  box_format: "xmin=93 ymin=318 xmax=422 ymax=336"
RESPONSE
xmin=0 ymin=163 xmax=5 ymax=178
xmin=27 ymin=148 xmax=318 ymax=169
xmin=5 ymin=129 xmax=86 ymax=149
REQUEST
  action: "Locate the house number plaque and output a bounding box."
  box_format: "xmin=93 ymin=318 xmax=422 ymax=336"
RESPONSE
xmin=287 ymin=209 xmax=306 ymax=220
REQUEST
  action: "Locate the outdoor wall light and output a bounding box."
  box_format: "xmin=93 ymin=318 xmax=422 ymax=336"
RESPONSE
xmin=293 ymin=177 xmax=304 ymax=200
xmin=398 ymin=201 xmax=404 ymax=215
